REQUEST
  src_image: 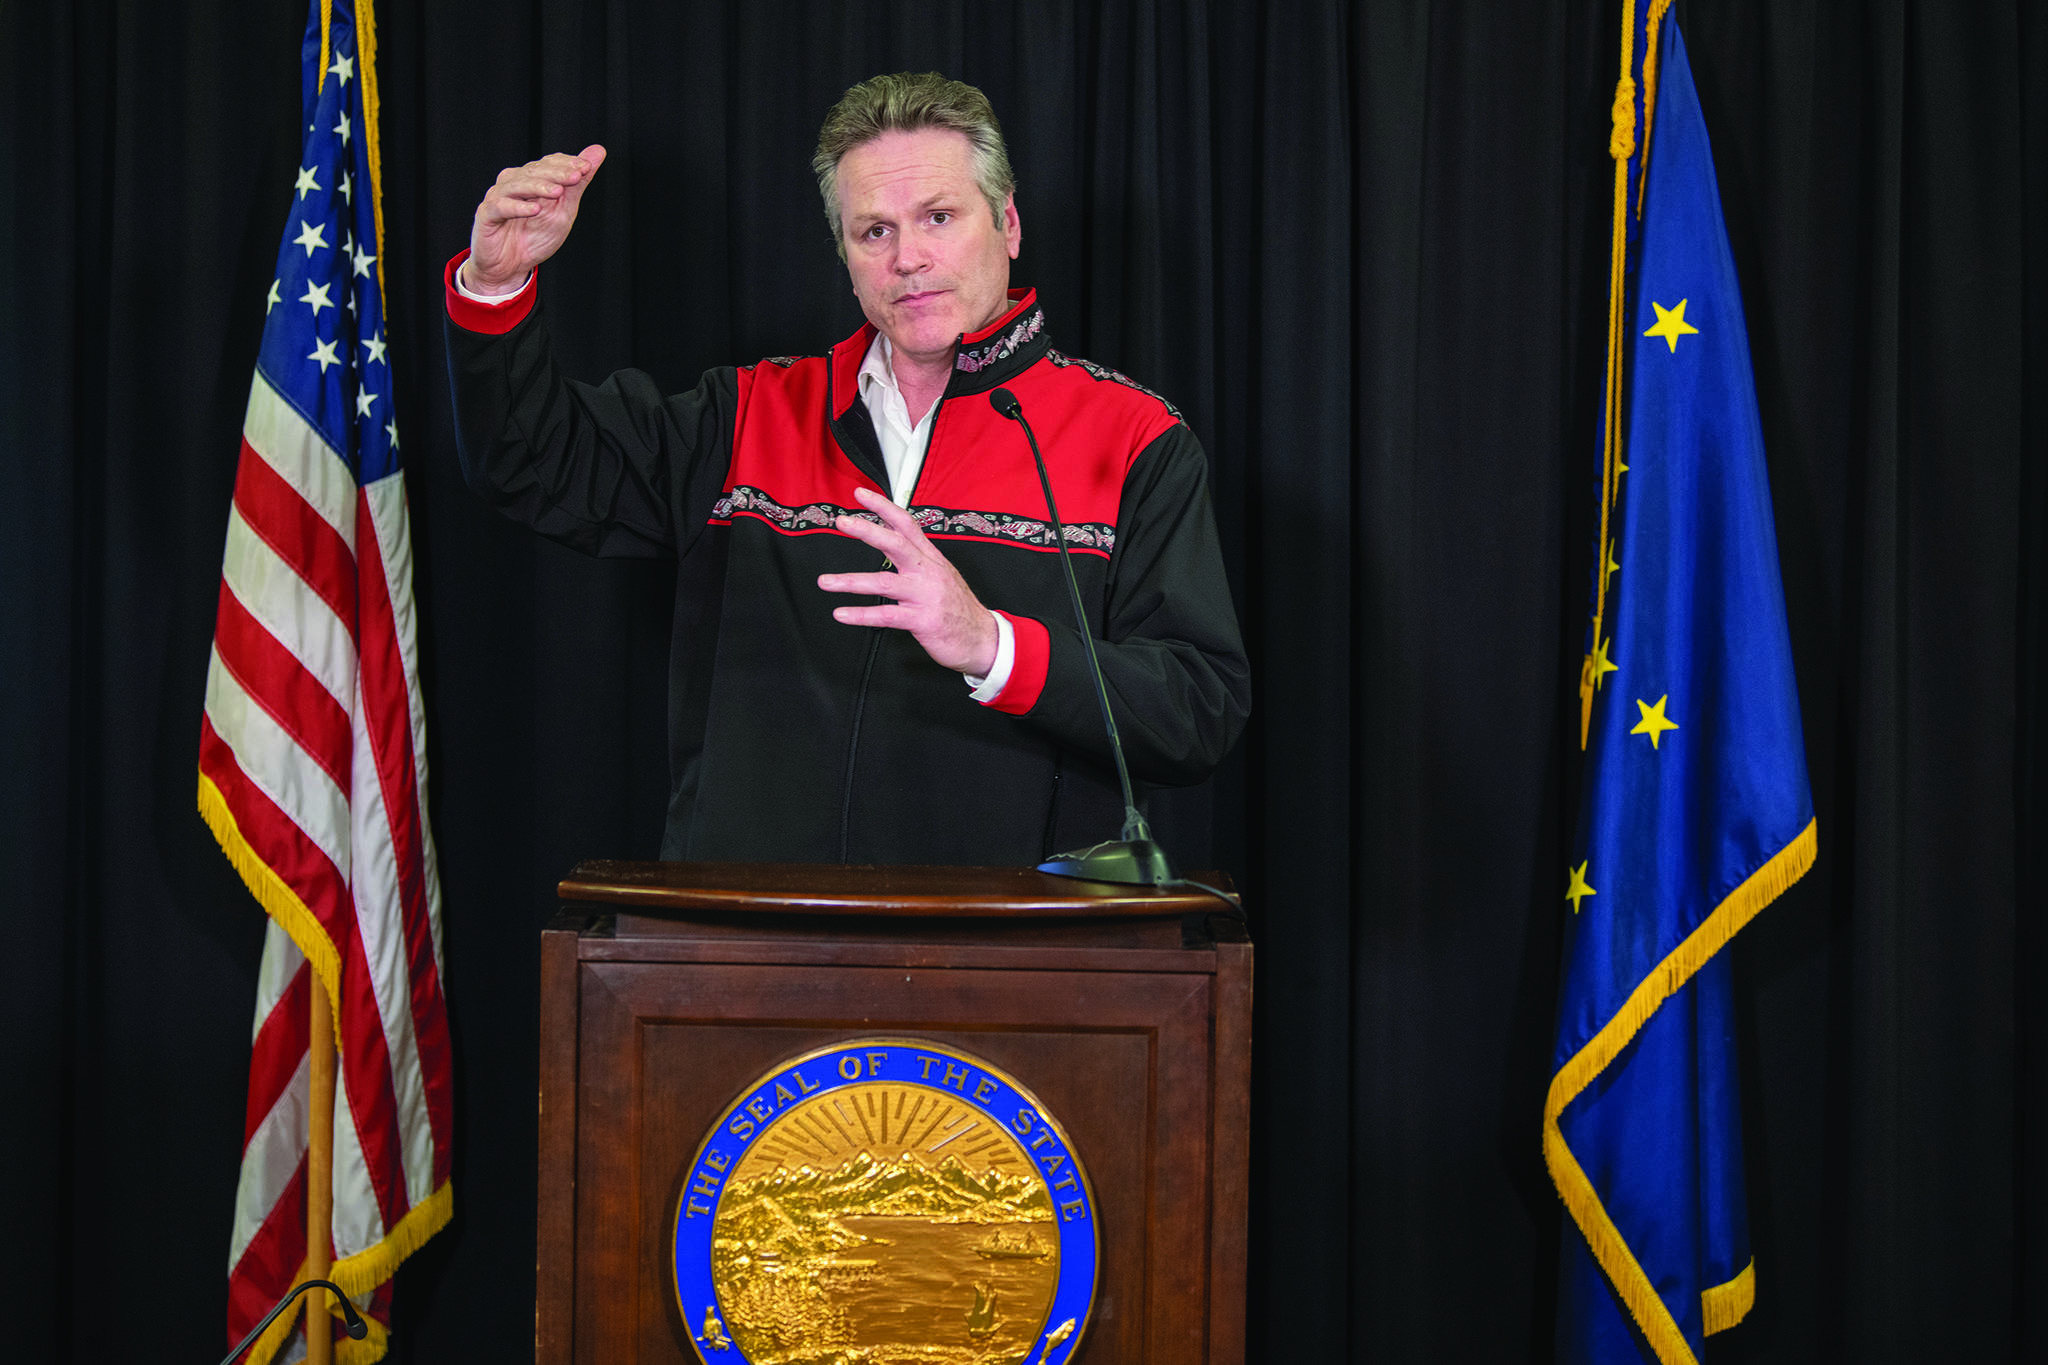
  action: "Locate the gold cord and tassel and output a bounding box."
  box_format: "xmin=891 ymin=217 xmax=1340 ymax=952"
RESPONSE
xmin=1582 ymin=0 xmax=1638 ymax=748
xmin=1581 ymin=0 xmax=1675 ymax=750
xmin=356 ymin=0 xmax=388 ymax=303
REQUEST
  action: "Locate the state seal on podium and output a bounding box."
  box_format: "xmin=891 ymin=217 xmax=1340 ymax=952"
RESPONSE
xmin=673 ymin=1039 xmax=1099 ymax=1365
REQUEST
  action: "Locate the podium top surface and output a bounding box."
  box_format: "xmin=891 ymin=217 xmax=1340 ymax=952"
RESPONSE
xmin=558 ymin=860 xmax=1237 ymax=918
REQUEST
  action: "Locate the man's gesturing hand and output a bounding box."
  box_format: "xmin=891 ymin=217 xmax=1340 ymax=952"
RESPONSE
xmin=465 ymin=144 xmax=607 ymax=296
xmin=821 ymin=486 xmax=1001 ymax=677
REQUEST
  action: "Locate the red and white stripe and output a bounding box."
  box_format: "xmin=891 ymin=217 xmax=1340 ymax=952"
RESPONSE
xmin=207 ymin=371 xmax=452 ymax=1359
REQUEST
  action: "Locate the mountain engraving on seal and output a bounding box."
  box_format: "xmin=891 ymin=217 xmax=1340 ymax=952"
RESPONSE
xmin=708 ymin=1083 xmax=1063 ymax=1365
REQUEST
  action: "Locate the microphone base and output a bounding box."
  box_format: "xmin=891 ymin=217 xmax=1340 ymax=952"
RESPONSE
xmin=1037 ymin=839 xmax=1176 ymax=887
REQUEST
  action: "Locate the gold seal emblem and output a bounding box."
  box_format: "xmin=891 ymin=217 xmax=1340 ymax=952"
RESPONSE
xmin=673 ymin=1039 xmax=1098 ymax=1365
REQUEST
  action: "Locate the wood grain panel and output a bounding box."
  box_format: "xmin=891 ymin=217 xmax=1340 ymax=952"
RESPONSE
xmin=1207 ymin=941 xmax=1254 ymax=1365
xmin=536 ymin=916 xmax=584 ymax=1365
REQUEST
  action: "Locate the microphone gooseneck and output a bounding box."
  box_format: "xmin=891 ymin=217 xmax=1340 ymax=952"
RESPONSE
xmin=217 ymin=1279 xmax=369 ymax=1365
xmin=989 ymin=387 xmax=1174 ymax=886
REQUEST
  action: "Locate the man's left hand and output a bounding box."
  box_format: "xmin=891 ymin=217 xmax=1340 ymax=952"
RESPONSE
xmin=820 ymin=486 xmax=1000 ymax=676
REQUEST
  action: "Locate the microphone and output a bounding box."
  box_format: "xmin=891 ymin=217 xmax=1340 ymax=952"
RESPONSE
xmin=217 ymin=1279 xmax=368 ymax=1365
xmin=989 ymin=387 xmax=1174 ymax=886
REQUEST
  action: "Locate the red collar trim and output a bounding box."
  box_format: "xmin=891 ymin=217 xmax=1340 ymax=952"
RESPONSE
xmin=960 ymin=288 xmax=1038 ymax=345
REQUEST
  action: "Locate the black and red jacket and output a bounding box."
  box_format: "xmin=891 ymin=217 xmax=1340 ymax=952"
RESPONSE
xmin=444 ymin=253 xmax=1250 ymax=865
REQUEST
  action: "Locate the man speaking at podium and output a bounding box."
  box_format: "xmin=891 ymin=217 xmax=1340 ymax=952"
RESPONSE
xmin=445 ymin=73 xmax=1249 ymax=866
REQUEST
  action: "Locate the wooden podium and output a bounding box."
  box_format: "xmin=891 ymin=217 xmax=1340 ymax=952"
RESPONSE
xmin=538 ymin=861 xmax=1252 ymax=1365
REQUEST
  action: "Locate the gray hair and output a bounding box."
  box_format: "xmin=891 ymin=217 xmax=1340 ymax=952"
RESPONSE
xmin=813 ymin=72 xmax=1015 ymax=259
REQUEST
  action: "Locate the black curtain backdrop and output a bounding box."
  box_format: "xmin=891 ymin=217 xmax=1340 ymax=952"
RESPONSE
xmin=3 ymin=1 xmax=2042 ymax=1361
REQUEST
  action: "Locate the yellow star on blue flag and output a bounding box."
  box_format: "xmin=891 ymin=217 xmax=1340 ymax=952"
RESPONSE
xmin=1629 ymin=696 xmax=1680 ymax=749
xmin=1643 ymin=299 xmax=1699 ymax=352
xmin=1565 ymin=862 xmax=1597 ymax=914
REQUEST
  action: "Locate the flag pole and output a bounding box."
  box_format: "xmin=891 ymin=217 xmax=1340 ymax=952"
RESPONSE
xmin=306 ymin=6 xmax=347 ymax=1349
xmin=307 ymin=983 xmax=337 ymax=1365
xmin=307 ymin=6 xmax=347 ymax=1352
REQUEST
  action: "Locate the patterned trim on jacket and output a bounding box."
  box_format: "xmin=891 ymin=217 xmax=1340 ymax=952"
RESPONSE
xmin=955 ymin=307 xmax=1048 ymax=373
xmin=1046 ymin=348 xmax=1185 ymax=422
xmin=712 ymin=484 xmax=1116 ymax=555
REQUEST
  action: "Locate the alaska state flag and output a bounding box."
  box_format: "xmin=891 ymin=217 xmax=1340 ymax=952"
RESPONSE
xmin=1546 ymin=21 xmax=1816 ymax=1365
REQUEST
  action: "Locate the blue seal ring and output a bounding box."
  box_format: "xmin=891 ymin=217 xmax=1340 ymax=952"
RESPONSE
xmin=673 ymin=1037 xmax=1099 ymax=1365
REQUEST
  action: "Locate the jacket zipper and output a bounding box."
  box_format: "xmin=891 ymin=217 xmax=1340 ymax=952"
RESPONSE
xmin=839 ymin=387 xmax=951 ymax=859
xmin=837 ymin=629 xmax=885 ymax=862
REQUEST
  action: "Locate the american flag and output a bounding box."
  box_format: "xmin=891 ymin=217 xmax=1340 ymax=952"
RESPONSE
xmin=198 ymin=3 xmax=452 ymax=1361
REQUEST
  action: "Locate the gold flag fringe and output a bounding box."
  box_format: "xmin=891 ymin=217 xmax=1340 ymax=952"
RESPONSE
xmin=1702 ymin=1257 xmax=1757 ymax=1335
xmin=1543 ymin=818 xmax=1816 ymax=1364
xmin=198 ymin=771 xmax=344 ymax=1052
xmin=329 ymin=1181 xmax=455 ymax=1364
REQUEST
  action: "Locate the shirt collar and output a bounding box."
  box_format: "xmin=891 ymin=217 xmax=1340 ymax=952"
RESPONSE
xmin=856 ymin=332 xmax=897 ymax=402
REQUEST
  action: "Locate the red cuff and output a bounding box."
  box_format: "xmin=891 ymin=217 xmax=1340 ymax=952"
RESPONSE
xmin=985 ymin=612 xmax=1050 ymax=715
xmin=444 ymin=249 xmax=536 ymax=334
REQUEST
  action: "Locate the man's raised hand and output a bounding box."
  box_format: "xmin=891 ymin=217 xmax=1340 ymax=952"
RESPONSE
xmin=465 ymin=144 xmax=607 ymax=296
xmin=820 ymin=486 xmax=1001 ymax=677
